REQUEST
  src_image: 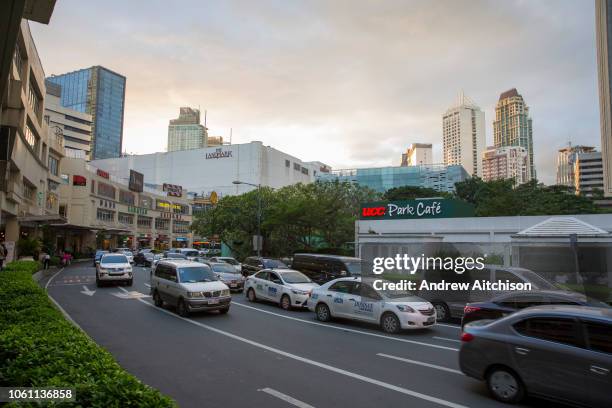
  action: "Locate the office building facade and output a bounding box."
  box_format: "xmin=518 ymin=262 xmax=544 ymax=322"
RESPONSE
xmin=556 ymin=145 xmax=596 ymax=187
xmin=401 ymin=143 xmax=432 ymax=166
xmin=46 ymin=66 xmax=126 ymax=160
xmin=44 ymin=80 xmax=93 ymax=159
xmin=493 ymin=88 xmax=535 ymax=180
xmin=482 ymin=146 xmax=529 ymax=185
xmin=442 ymin=94 xmax=486 ymax=177
xmin=167 ymin=107 xmax=207 ymax=152
xmin=574 ymin=151 xmax=604 ymax=197
xmin=316 ymin=164 xmax=469 ymax=193
xmin=596 ymin=0 xmax=612 ymax=197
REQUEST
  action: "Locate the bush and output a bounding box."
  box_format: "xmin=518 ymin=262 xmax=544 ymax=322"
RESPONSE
xmin=3 ymin=260 xmax=41 ymax=274
xmin=16 ymin=238 xmax=40 ymax=258
xmin=0 ymin=269 xmax=176 ymax=407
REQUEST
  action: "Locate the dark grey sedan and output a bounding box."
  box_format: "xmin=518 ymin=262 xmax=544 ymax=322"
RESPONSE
xmin=459 ymin=305 xmax=612 ymax=407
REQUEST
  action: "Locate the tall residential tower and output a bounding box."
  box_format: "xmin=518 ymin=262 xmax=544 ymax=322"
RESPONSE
xmin=493 ymin=88 xmax=534 ymax=180
xmin=442 ymin=93 xmax=486 ymax=177
xmin=46 ymin=66 xmax=126 ymax=160
xmin=167 ymin=107 xmax=208 ymax=152
xmin=596 ymin=0 xmax=612 ymax=197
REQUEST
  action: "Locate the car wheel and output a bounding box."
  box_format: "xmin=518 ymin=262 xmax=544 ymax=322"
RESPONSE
xmin=487 ymin=367 xmax=525 ymax=403
xmin=315 ymin=303 xmax=331 ymax=322
xmin=96 ymin=275 xmax=102 ymax=287
xmin=126 ymin=279 xmax=133 ymax=287
xmin=433 ymin=302 xmax=451 ymax=322
xmin=280 ymin=295 xmax=291 ymax=310
xmin=177 ymin=299 xmax=189 ymax=317
xmin=247 ymin=288 xmax=257 ymax=302
xmin=381 ymin=312 xmax=401 ymax=334
xmin=153 ymin=290 xmax=163 ymax=307
xmin=219 ymin=307 xmax=230 ymax=314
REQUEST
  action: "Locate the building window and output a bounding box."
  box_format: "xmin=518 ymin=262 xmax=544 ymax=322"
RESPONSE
xmin=293 ymin=162 xmax=301 ymax=171
xmin=118 ymin=212 xmax=134 ymax=225
xmin=48 ymin=156 xmax=59 ymax=176
xmin=179 ymin=204 xmax=190 ymax=215
xmin=285 ymin=160 xmax=290 ymax=168
xmin=97 ymin=182 xmax=115 ymax=199
xmin=139 ymin=195 xmax=153 ymax=209
xmin=119 ymin=190 xmax=135 ymax=205
xmin=155 ymin=218 xmax=170 ymax=230
xmin=28 ymin=83 xmax=41 ymax=117
xmin=137 ymin=215 xmax=152 ymax=228
xmin=13 ymin=45 xmax=22 ymax=77
xmin=24 ymin=124 xmax=37 ymax=149
xmin=173 ymin=220 xmax=190 ymax=234
xmin=23 ymin=181 xmax=35 ymax=201
xmin=96 ymin=208 xmax=115 ymax=222
xmin=59 ymin=204 xmax=67 ymax=218
xmin=301 ymin=167 xmax=309 ymax=175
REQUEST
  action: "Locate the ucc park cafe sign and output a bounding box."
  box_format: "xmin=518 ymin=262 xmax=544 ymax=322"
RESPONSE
xmin=360 ymin=199 xmax=475 ymax=220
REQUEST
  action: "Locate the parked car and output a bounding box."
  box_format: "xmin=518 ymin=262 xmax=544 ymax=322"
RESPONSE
xmin=199 ymin=260 xmax=246 ymax=292
xmin=462 ymin=289 xmax=611 ymax=327
xmin=307 ymin=277 xmax=435 ymax=333
xmin=245 ymin=269 xmax=319 ymax=310
xmin=241 ymin=257 xmax=289 ymax=276
xmin=135 ymin=251 xmax=159 ymax=267
xmin=93 ymin=250 xmax=109 ymax=267
xmin=209 ymin=256 xmax=241 ymax=273
xmin=415 ymin=265 xmax=558 ymax=322
xmin=150 ymin=259 xmax=231 ymax=316
xmin=460 ymin=305 xmax=612 ymax=407
xmin=291 ymin=253 xmax=362 ymax=284
xmin=96 ymin=253 xmax=133 ymax=287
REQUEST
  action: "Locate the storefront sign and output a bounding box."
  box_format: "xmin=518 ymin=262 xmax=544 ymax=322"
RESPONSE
xmin=360 ymin=199 xmax=475 ymax=220
xmin=128 ymin=205 xmax=148 ymax=215
xmin=205 ymin=148 xmax=232 ymax=159
xmin=129 ymin=169 xmax=144 ymax=192
xmin=73 ymin=175 xmax=87 ymax=186
xmin=96 ymin=169 xmax=110 ymax=179
xmin=163 ymin=183 xmax=183 ymax=197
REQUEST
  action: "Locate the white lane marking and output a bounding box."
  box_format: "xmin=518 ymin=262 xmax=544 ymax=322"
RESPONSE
xmin=114 ymin=286 xmax=150 ymax=299
xmin=377 ymin=353 xmax=463 ymax=375
xmin=144 ymin=283 xmax=151 ymax=288
xmin=258 ymin=388 xmax=316 ymax=408
xmin=433 ymin=336 xmax=461 ymax=343
xmin=80 ymin=285 xmax=96 ymax=296
xmin=436 ymin=323 xmax=460 ymax=329
xmin=137 ymin=298 xmax=468 ymax=408
xmin=231 ymin=301 xmax=458 ymax=352
xmin=45 ymin=267 xmax=65 ymax=289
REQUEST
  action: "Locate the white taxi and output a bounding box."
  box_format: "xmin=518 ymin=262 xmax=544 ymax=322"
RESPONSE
xmin=307 ymin=277 xmax=436 ymax=333
xmin=245 ymin=269 xmax=319 ymax=310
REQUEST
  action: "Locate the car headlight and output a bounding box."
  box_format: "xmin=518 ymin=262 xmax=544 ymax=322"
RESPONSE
xmin=291 ymin=289 xmax=309 ymax=295
xmin=396 ymin=304 xmax=416 ymax=313
xmin=187 ymin=291 xmax=203 ymax=298
xmin=221 ymin=289 xmax=230 ymax=296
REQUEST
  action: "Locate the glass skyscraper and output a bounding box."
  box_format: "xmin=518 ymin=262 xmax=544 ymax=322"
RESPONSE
xmin=46 ymin=66 xmax=126 ymax=159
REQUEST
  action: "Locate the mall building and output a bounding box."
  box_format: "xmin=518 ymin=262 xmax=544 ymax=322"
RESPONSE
xmin=91 ymin=141 xmax=331 ymax=197
xmin=56 ymin=158 xmax=193 ymax=252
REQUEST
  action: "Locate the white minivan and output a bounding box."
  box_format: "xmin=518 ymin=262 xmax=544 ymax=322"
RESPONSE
xmin=150 ymin=259 xmax=231 ymax=316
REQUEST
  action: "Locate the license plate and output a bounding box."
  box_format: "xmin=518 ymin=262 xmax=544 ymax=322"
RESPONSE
xmin=427 ymin=317 xmax=435 ymax=323
xmin=208 ymin=299 xmax=220 ymax=305
xmin=230 ymin=283 xmax=237 ymax=288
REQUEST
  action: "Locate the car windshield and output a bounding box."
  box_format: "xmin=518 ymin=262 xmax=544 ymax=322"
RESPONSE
xmin=220 ymin=258 xmax=239 ymax=266
xmin=344 ymin=261 xmax=362 ymax=275
xmin=182 ymin=250 xmax=199 ymax=257
xmin=96 ymin=251 xmax=108 ymax=257
xmin=211 ymin=264 xmax=238 ymax=273
xmin=518 ymin=270 xmax=557 ymax=290
xmin=178 ymin=266 xmax=217 ymax=283
xmin=166 ymin=253 xmax=187 ymax=259
xmin=281 ymin=271 xmax=311 ymax=284
xmin=264 ymin=259 xmax=288 ymax=269
xmin=102 ymin=255 xmax=128 ymax=263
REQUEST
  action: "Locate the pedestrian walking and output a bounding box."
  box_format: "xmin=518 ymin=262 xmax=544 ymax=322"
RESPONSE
xmin=0 ymin=242 xmax=7 ymax=270
xmin=42 ymin=252 xmax=51 ymax=270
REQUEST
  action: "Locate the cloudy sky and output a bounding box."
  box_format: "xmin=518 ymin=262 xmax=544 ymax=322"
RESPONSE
xmin=31 ymin=0 xmax=599 ymax=184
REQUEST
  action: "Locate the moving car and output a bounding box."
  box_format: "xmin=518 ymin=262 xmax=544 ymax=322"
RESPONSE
xmin=307 ymin=277 xmax=435 ymax=333
xmin=241 ymin=257 xmax=289 ymax=276
xmin=200 ymin=260 xmax=245 ymax=292
xmin=96 ymin=253 xmax=133 ymax=287
xmin=460 ymin=305 xmax=612 ymax=407
xmin=415 ymin=265 xmax=557 ymax=322
xmin=120 ymin=250 xmax=134 ymax=264
xmin=150 ymin=259 xmax=231 ymax=316
xmin=134 ymin=251 xmax=160 ymax=267
xmin=93 ymin=250 xmax=108 ymax=267
xmin=209 ymin=256 xmax=241 ymax=273
xmin=151 ymin=252 xmax=186 ymax=273
xmin=245 ymin=269 xmax=319 ymax=310
xmin=462 ymin=290 xmax=611 ymax=327
xmin=292 ymin=253 xmax=362 ymax=284
xmin=176 ymin=248 xmax=200 ymax=260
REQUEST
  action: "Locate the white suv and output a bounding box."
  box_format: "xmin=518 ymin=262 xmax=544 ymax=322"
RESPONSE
xmin=96 ymin=253 xmax=133 ymax=287
xmin=151 ymin=260 xmax=231 ymax=316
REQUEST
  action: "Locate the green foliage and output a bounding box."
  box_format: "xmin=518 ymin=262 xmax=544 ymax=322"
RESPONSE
xmin=454 ymin=178 xmax=604 ymax=216
xmin=0 ymin=268 xmax=176 ymax=407
xmin=16 ymin=238 xmax=40 ymax=258
xmin=3 ymin=261 xmax=41 ymax=274
xmin=383 ymin=186 xmax=452 ymax=201
xmin=191 ymin=181 xmax=379 ymax=258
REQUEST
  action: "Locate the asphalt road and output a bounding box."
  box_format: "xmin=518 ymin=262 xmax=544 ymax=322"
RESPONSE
xmin=41 ymin=263 xmax=555 ymax=408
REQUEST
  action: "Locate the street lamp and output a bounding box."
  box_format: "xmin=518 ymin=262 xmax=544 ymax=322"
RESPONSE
xmin=233 ymin=180 xmax=262 ymax=256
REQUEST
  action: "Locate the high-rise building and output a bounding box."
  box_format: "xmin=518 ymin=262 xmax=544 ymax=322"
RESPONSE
xmin=442 ymin=93 xmax=486 ymax=177
xmin=493 ymin=88 xmax=534 ymax=180
xmin=574 ymin=151 xmax=604 ymax=197
xmin=46 ymin=66 xmax=126 ymax=160
xmin=596 ymin=0 xmax=612 ymax=197
xmin=44 ymin=80 xmax=93 ymax=159
xmin=207 ymin=136 xmax=224 ymax=147
xmin=481 ymin=146 xmax=529 ymax=185
xmin=167 ymin=107 xmax=208 ymax=152
xmin=556 ymin=145 xmax=596 ymax=187
xmin=401 ymin=143 xmax=432 ymax=166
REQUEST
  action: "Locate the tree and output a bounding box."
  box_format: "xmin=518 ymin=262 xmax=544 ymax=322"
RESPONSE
xmin=382 ymin=186 xmax=452 ymax=201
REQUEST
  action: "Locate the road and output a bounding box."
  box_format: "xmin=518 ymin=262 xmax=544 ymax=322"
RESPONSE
xmin=42 ymin=263 xmax=552 ymax=408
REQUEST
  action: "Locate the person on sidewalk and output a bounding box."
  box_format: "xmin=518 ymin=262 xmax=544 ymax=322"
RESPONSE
xmin=0 ymin=242 xmax=7 ymax=270
xmin=42 ymin=252 xmax=51 ymax=270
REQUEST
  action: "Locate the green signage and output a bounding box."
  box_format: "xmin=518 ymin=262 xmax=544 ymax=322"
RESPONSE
xmin=128 ymin=205 xmax=148 ymax=215
xmin=360 ymin=199 xmax=475 ymax=220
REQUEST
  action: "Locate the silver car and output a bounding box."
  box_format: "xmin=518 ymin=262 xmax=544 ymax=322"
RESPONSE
xmin=201 ymin=260 xmax=245 ymax=292
xmin=150 ymin=259 xmax=231 ymax=317
xmin=460 ymin=305 xmax=612 ymax=407
xmin=209 ymin=256 xmax=242 ymax=273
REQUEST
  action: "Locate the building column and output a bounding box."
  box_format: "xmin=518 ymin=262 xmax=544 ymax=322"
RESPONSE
xmin=5 ymin=217 xmax=19 ymax=242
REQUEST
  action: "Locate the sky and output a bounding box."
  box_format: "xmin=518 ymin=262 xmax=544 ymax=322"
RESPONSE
xmin=31 ymin=0 xmax=600 ymax=184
